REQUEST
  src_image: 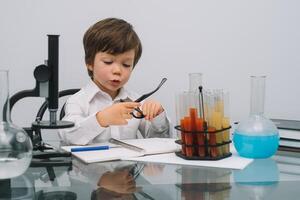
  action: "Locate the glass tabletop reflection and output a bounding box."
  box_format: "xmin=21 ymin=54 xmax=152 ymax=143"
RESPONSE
xmin=2 ymin=150 xmax=300 ymax=200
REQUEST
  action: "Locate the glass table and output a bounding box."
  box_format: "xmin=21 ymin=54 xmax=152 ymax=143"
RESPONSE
xmin=1 ymin=150 xmax=300 ymax=200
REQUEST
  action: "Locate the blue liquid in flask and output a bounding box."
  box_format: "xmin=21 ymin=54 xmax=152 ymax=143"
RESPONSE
xmin=233 ymin=132 xmax=279 ymax=158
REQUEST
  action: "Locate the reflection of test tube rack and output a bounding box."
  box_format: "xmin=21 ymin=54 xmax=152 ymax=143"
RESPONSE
xmin=176 ymin=167 xmax=232 ymax=200
xmin=175 ymin=74 xmax=232 ymax=160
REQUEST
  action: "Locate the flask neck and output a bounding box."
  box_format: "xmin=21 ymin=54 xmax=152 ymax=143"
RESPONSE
xmin=250 ymin=76 xmax=266 ymax=116
xmin=189 ymin=73 xmax=202 ymax=93
xmin=0 ymin=70 xmax=11 ymax=123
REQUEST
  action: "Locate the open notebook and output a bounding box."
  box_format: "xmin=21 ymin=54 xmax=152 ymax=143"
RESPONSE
xmin=61 ymin=138 xmax=180 ymax=164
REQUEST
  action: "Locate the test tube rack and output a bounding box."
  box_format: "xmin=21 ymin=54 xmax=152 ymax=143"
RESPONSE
xmin=174 ymin=125 xmax=232 ymax=160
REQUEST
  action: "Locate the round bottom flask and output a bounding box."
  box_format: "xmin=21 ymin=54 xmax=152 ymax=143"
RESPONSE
xmin=233 ymin=76 xmax=279 ymax=158
xmin=233 ymin=115 xmax=279 ymax=158
xmin=0 ymin=70 xmax=32 ymax=179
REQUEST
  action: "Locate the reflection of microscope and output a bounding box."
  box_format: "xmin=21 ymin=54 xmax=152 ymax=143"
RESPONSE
xmin=0 ymin=169 xmax=77 ymax=200
xmin=8 ymin=35 xmax=79 ymax=167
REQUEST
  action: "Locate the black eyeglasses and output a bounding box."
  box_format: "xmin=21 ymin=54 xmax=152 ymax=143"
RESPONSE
xmin=121 ymin=78 xmax=167 ymax=119
xmin=129 ymin=163 xmax=145 ymax=180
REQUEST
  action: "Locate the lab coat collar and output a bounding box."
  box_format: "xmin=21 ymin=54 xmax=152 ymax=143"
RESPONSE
xmin=85 ymin=80 xmax=133 ymax=103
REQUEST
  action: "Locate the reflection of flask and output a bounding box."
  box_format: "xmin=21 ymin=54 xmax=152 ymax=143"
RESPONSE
xmin=0 ymin=175 xmax=35 ymax=199
xmin=233 ymin=159 xmax=278 ymax=200
xmin=233 ymin=76 xmax=279 ymax=158
xmin=0 ymin=70 xmax=32 ymax=179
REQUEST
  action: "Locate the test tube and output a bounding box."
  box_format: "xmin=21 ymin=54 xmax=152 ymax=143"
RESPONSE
xmin=175 ymin=92 xmax=188 ymax=155
xmin=206 ymin=90 xmax=218 ymax=158
xmin=176 ymin=92 xmax=186 ymax=136
xmin=202 ymin=89 xmax=210 ymax=156
xmin=213 ymin=89 xmax=224 ymax=157
xmin=175 ymin=91 xmax=198 ymax=157
xmin=222 ymin=90 xmax=230 ymax=154
xmin=185 ymin=92 xmax=199 ymax=157
xmin=196 ymin=117 xmax=205 ymax=157
xmin=196 ymin=87 xmax=206 ymax=157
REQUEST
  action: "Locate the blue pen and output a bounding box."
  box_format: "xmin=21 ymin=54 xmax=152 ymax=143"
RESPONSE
xmin=71 ymin=145 xmax=109 ymax=152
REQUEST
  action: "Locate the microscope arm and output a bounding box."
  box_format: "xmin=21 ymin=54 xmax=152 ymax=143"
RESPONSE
xmin=2 ymin=88 xmax=39 ymax=121
xmin=10 ymin=88 xmax=39 ymax=110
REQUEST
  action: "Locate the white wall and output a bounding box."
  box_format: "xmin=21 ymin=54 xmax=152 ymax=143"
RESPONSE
xmin=1 ymin=0 xmax=300 ymax=129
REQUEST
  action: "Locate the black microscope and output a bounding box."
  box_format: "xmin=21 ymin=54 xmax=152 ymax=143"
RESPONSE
xmin=0 ymin=35 xmax=79 ymax=200
xmin=9 ymin=35 xmax=79 ymax=167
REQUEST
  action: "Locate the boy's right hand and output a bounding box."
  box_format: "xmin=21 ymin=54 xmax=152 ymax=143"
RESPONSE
xmin=96 ymin=102 xmax=140 ymax=127
xmin=98 ymin=170 xmax=136 ymax=194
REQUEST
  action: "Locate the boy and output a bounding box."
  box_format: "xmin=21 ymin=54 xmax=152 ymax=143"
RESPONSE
xmin=59 ymin=18 xmax=170 ymax=145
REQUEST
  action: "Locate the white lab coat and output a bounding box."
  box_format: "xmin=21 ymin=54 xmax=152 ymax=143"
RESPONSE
xmin=59 ymin=80 xmax=171 ymax=145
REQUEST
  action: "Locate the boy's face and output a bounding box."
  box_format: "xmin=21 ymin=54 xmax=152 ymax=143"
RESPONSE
xmin=87 ymin=49 xmax=135 ymax=99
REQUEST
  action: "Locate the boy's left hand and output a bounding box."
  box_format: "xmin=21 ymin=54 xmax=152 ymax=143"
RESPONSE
xmin=140 ymin=99 xmax=164 ymax=121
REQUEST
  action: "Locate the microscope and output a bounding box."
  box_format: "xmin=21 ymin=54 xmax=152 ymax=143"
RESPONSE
xmin=0 ymin=35 xmax=79 ymax=200
xmin=9 ymin=35 xmax=79 ymax=168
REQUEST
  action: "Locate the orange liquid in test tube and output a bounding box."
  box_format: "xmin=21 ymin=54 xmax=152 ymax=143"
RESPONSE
xmin=189 ymin=108 xmax=198 ymax=145
xmin=196 ymin=118 xmax=205 ymax=157
xmin=183 ymin=117 xmax=194 ymax=157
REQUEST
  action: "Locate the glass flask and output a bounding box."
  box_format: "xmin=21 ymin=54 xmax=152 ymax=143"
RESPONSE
xmin=189 ymin=73 xmax=202 ymax=93
xmin=0 ymin=70 xmax=32 ymax=179
xmin=233 ymin=76 xmax=279 ymax=158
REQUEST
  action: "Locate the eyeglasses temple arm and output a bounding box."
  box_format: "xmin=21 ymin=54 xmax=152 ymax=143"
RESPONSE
xmin=134 ymin=78 xmax=167 ymax=102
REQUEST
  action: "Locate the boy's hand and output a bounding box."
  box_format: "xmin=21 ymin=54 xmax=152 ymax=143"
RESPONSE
xmin=96 ymin=102 xmax=140 ymax=127
xmin=143 ymin=163 xmax=165 ymax=177
xmin=98 ymin=170 xmax=136 ymax=194
xmin=140 ymin=99 xmax=164 ymax=121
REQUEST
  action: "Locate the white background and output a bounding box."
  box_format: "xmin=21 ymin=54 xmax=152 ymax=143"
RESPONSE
xmin=1 ymin=0 xmax=299 ymax=131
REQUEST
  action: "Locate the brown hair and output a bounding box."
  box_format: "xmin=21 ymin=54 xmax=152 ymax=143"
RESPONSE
xmin=83 ymin=18 xmax=142 ymax=78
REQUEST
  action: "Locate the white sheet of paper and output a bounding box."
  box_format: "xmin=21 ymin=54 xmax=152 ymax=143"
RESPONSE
xmin=122 ymin=145 xmax=253 ymax=170
xmin=60 ymin=138 xmax=180 ymax=164
xmin=121 ymin=138 xmax=181 ymax=155
xmin=70 ymin=147 xmax=143 ymax=163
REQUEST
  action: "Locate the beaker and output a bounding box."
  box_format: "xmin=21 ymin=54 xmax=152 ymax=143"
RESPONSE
xmin=0 ymin=70 xmax=32 ymax=179
xmin=233 ymin=76 xmax=279 ymax=158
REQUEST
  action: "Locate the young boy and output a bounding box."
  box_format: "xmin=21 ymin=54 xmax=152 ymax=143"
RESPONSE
xmin=59 ymin=18 xmax=170 ymax=145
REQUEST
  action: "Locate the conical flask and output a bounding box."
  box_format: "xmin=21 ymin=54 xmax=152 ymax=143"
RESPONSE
xmin=233 ymin=76 xmax=279 ymax=158
xmin=0 ymin=70 xmax=32 ymax=179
